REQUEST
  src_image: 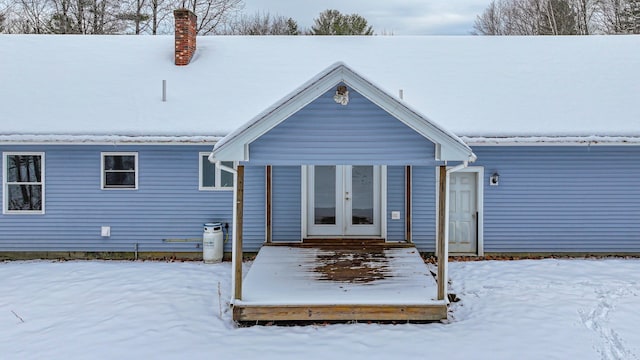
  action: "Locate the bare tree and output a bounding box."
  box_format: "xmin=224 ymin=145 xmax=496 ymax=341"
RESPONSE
xmin=117 ymin=0 xmax=149 ymax=34
xmin=224 ymin=11 xmax=299 ymax=35
xmin=14 ymin=0 xmax=49 ymax=33
xmin=177 ymin=0 xmax=242 ymax=35
xmin=474 ymin=0 xmax=593 ymax=35
xmin=0 ymin=9 xmax=6 ymax=32
xmin=1 ymin=0 xmax=244 ymax=34
xmin=605 ymin=0 xmax=640 ymax=33
xmin=539 ymin=0 xmax=578 ymax=34
xmin=473 ymin=0 xmax=507 ymax=34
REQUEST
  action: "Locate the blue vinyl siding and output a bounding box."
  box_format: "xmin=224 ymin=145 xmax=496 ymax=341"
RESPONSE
xmin=0 ymin=145 xmax=231 ymax=253
xmin=474 ymin=146 xmax=640 ymax=253
xmin=386 ymin=166 xmax=405 ymax=241
xmin=248 ymin=86 xmax=436 ymax=166
xmin=242 ymin=165 xmax=265 ymax=251
xmin=271 ymin=166 xmax=302 ymax=242
xmin=411 ymin=166 xmax=437 ymax=251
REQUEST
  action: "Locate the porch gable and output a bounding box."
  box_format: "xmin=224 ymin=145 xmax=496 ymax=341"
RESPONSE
xmin=210 ymin=62 xmax=475 ymax=165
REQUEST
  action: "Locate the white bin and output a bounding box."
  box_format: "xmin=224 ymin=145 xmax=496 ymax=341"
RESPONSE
xmin=203 ymin=222 xmax=223 ymax=263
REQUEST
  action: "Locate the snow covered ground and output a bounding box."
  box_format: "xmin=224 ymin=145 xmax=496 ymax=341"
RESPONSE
xmin=1 ymin=258 xmax=639 ymax=360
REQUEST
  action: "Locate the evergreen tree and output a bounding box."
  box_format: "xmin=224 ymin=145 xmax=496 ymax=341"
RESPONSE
xmin=286 ymin=17 xmax=299 ymax=35
xmin=310 ymin=9 xmax=373 ymax=35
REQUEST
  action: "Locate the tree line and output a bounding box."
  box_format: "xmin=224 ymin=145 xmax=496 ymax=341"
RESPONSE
xmin=0 ymin=0 xmax=374 ymax=35
xmin=474 ymin=0 xmax=640 ymax=35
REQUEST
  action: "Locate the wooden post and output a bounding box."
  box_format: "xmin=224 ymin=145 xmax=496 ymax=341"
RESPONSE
xmin=437 ymin=165 xmax=447 ymax=301
xmin=405 ymin=166 xmax=412 ymax=243
xmin=266 ymin=165 xmax=272 ymax=243
xmin=234 ymin=165 xmax=244 ymax=301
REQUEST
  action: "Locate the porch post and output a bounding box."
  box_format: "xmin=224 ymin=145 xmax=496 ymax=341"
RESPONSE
xmin=405 ymin=166 xmax=412 ymax=243
xmin=265 ymin=165 xmax=272 ymax=243
xmin=437 ymin=165 xmax=447 ymax=301
xmin=233 ymin=165 xmax=245 ymax=301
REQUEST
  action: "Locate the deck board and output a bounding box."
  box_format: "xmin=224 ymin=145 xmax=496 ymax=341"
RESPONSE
xmin=234 ymin=246 xmax=447 ymax=322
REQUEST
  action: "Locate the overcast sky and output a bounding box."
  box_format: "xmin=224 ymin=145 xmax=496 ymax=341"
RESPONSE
xmin=241 ymin=0 xmax=490 ymax=35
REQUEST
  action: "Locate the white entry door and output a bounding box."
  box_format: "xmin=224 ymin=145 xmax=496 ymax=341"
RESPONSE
xmin=449 ymin=172 xmax=478 ymax=253
xmin=307 ymin=165 xmax=381 ymax=237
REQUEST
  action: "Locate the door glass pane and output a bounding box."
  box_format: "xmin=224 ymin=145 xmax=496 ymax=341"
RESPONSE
xmin=314 ymin=166 xmax=336 ymax=225
xmin=351 ymin=166 xmax=374 ymax=225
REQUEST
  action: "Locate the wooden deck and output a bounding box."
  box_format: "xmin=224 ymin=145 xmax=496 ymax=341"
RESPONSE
xmin=233 ymin=244 xmax=448 ymax=322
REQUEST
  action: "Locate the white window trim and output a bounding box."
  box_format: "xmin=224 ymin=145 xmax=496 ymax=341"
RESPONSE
xmin=199 ymin=153 xmax=235 ymax=191
xmin=3 ymin=152 xmax=45 ymax=215
xmin=101 ymin=152 xmax=138 ymax=190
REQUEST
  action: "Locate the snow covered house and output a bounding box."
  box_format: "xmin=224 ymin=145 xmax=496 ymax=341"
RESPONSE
xmin=1 ymin=9 xmax=640 ymax=320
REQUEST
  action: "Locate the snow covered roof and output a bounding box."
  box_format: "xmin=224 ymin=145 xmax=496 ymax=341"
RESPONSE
xmin=1 ymin=35 xmax=639 ymax=143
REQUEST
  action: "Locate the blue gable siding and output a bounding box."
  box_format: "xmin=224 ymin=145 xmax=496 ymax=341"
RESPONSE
xmin=248 ymin=86 xmax=436 ymax=166
xmin=242 ymin=165 xmax=265 ymax=251
xmin=0 ymin=145 xmax=232 ymax=253
xmin=474 ymin=146 xmax=640 ymax=253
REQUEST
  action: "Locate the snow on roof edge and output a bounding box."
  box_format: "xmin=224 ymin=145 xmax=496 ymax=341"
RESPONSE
xmin=462 ymin=135 xmax=640 ymax=146
xmin=0 ymin=134 xmax=222 ymax=144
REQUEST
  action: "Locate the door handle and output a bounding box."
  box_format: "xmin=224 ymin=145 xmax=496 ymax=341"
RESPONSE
xmin=345 ymin=192 xmax=350 ymax=200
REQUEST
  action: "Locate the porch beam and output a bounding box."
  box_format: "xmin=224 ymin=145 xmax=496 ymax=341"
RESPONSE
xmin=437 ymin=165 xmax=446 ymax=301
xmin=266 ymin=165 xmax=272 ymax=244
xmin=234 ymin=303 xmax=447 ymax=322
xmin=234 ymin=165 xmax=245 ymax=301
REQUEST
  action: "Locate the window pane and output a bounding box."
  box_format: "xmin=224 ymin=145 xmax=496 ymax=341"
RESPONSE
xmin=201 ymin=156 xmax=215 ymax=187
xmin=6 ymin=155 xmax=42 ymax=183
xmin=105 ymin=172 xmax=135 ymax=187
xmin=7 ymin=184 xmax=42 ymax=210
xmin=220 ymin=162 xmax=234 ymax=187
xmin=314 ymin=166 xmax=336 ymax=225
xmin=104 ymin=156 xmax=135 ymax=171
xmin=351 ymin=166 xmax=374 ymax=225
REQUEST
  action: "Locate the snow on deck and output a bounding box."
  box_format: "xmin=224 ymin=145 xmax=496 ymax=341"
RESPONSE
xmin=238 ymin=246 xmax=441 ymax=306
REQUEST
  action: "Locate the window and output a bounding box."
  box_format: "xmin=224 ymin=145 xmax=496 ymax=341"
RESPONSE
xmin=3 ymin=152 xmax=44 ymax=214
xmin=102 ymin=152 xmax=138 ymax=190
xmin=199 ymin=153 xmax=234 ymax=190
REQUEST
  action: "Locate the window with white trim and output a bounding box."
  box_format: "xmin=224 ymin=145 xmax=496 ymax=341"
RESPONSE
xmin=102 ymin=152 xmax=138 ymax=190
xmin=3 ymin=152 xmax=44 ymax=214
xmin=199 ymin=153 xmax=234 ymax=190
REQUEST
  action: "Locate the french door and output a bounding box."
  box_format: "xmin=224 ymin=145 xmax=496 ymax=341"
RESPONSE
xmin=306 ymin=165 xmax=381 ymax=237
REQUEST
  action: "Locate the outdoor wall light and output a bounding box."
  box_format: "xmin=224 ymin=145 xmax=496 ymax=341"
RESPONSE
xmin=333 ymin=85 xmax=349 ymax=105
xmin=490 ymin=172 xmax=500 ymax=186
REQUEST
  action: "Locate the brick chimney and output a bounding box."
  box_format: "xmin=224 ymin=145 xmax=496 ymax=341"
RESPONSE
xmin=174 ymin=9 xmax=197 ymax=66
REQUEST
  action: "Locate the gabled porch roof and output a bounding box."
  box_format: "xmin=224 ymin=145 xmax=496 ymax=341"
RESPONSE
xmin=210 ymin=62 xmax=476 ymax=165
